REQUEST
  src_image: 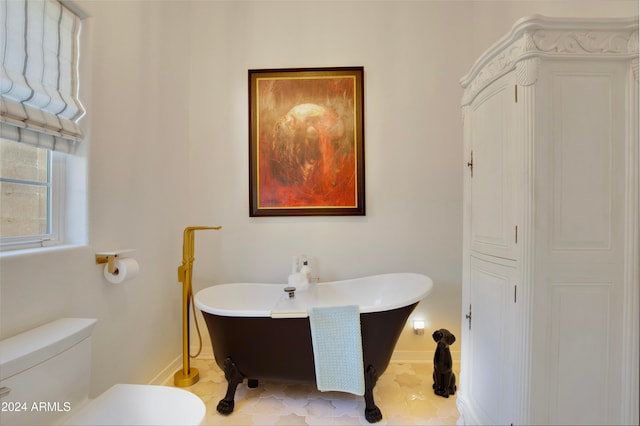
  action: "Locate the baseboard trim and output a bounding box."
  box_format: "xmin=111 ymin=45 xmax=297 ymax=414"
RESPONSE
xmin=149 ymin=354 xmax=183 ymax=386
xmin=391 ymin=350 xmax=461 ymax=364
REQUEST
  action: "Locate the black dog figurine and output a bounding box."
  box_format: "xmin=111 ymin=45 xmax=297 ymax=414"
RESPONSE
xmin=432 ymin=329 xmax=456 ymax=398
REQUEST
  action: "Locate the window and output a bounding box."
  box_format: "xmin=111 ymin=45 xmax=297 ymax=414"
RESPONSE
xmin=0 ymin=138 xmax=64 ymax=249
xmin=0 ymin=0 xmax=85 ymax=251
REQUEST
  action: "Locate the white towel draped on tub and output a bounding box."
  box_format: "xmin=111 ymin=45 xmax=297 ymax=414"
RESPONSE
xmin=308 ymin=305 xmax=365 ymax=396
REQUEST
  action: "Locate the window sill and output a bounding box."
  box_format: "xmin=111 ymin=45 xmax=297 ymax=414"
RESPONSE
xmin=0 ymin=244 xmax=87 ymax=259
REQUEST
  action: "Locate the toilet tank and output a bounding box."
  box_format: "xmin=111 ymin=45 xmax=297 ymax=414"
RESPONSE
xmin=0 ymin=318 xmax=97 ymax=426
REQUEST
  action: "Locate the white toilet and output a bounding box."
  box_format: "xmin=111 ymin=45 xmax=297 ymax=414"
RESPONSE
xmin=0 ymin=318 xmax=205 ymax=425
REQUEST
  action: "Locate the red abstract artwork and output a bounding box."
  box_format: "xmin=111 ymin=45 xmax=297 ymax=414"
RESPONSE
xmin=249 ymin=68 xmax=365 ymax=216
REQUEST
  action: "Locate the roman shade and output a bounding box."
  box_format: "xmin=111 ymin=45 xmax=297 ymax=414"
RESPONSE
xmin=0 ymin=0 xmax=85 ymax=153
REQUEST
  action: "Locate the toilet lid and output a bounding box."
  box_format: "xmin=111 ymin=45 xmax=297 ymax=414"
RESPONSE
xmin=62 ymin=384 xmax=205 ymax=425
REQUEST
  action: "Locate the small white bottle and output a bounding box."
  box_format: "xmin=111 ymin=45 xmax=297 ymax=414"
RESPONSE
xmin=300 ymin=258 xmax=312 ymax=285
xmin=288 ymin=256 xmax=307 ymax=290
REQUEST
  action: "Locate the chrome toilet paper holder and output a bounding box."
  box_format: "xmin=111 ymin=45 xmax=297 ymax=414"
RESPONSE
xmin=95 ymin=249 xmax=135 ymax=274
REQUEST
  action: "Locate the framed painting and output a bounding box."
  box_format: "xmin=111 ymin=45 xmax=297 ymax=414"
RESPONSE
xmin=249 ymin=67 xmax=365 ymax=216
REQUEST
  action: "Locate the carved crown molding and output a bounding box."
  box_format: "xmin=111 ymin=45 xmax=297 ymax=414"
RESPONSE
xmin=461 ymin=15 xmax=639 ymax=106
xmin=532 ymin=28 xmax=638 ymax=55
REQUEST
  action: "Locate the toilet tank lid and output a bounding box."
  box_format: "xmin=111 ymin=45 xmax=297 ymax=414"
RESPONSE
xmin=0 ymin=318 xmax=97 ymax=381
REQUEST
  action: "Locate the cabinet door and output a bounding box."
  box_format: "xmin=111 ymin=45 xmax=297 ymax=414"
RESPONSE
xmin=530 ymin=59 xmax=628 ymax=425
xmin=463 ymin=254 xmax=518 ymax=425
xmin=468 ymin=75 xmax=517 ymax=260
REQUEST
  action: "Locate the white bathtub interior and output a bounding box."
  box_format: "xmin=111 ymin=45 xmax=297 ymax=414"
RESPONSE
xmin=196 ymin=272 xmax=434 ymax=318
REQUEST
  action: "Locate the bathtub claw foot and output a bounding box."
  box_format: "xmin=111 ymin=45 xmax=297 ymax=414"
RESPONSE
xmin=363 ymin=364 xmax=383 ymax=423
xmin=216 ymin=398 xmax=234 ymax=415
xmin=217 ymin=357 xmax=245 ymax=415
xmin=365 ymin=406 xmax=383 ymax=423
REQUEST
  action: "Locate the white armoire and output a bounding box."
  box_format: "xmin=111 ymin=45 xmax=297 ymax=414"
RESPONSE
xmin=458 ymin=16 xmax=638 ymax=425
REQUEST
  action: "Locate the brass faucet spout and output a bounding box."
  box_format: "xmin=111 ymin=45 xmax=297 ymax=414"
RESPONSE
xmin=184 ymin=226 xmax=222 ymax=231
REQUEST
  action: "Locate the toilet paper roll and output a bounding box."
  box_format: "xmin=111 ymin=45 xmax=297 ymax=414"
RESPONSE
xmin=104 ymin=258 xmax=139 ymax=284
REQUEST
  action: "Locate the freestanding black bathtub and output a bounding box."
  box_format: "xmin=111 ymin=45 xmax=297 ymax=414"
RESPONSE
xmin=195 ymin=273 xmax=434 ymax=423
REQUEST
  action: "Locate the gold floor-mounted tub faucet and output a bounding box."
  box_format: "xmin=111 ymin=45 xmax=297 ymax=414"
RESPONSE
xmin=174 ymin=226 xmax=222 ymax=387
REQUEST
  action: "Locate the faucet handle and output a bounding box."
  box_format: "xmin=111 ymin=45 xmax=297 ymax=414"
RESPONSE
xmin=284 ymin=286 xmax=296 ymax=298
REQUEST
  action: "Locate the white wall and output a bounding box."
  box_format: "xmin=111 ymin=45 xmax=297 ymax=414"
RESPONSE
xmin=0 ymin=0 xmax=636 ymax=394
xmin=186 ymin=0 xmax=475 ymax=359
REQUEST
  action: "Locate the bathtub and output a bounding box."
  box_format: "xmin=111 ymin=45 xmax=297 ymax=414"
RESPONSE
xmin=194 ymin=272 xmax=433 ymax=423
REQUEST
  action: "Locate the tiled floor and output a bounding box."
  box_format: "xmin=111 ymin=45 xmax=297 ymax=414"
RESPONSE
xmin=176 ymin=358 xmax=460 ymax=425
